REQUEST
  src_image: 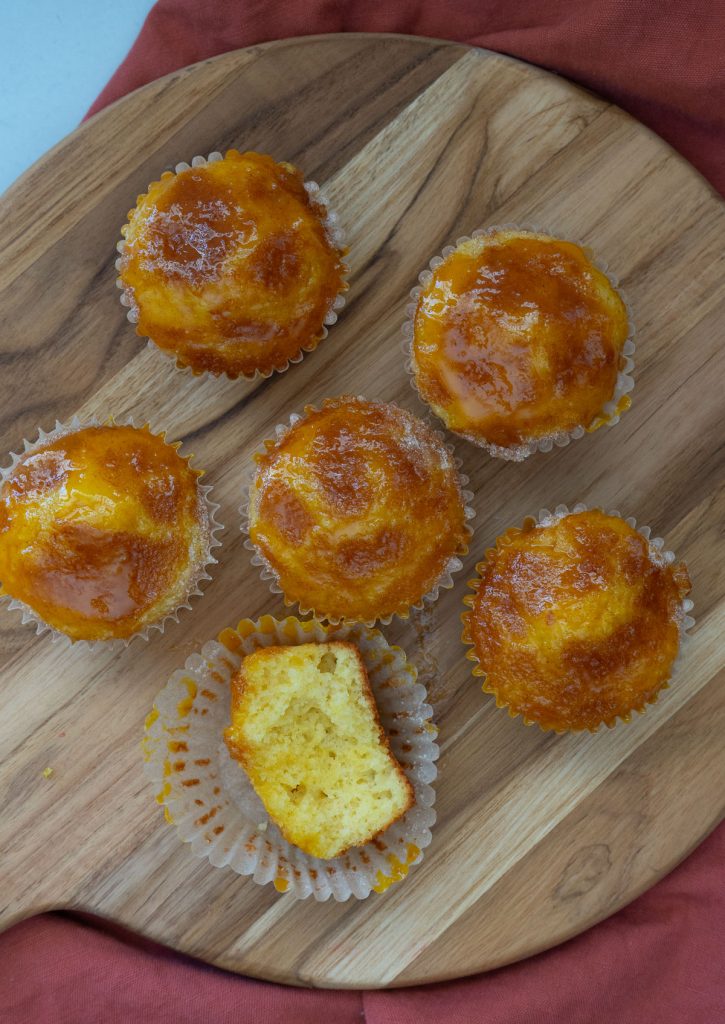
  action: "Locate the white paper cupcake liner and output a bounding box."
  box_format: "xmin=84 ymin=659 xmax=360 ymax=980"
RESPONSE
xmin=115 ymin=152 xmax=349 ymax=383
xmin=403 ymin=224 xmax=636 ymax=462
xmin=143 ymin=614 xmax=439 ymax=900
xmin=0 ymin=415 xmax=223 ymax=648
xmin=240 ymin=397 xmax=476 ymax=627
xmin=463 ymin=502 xmax=694 ymax=731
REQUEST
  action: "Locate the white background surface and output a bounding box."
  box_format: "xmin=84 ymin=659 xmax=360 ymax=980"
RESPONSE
xmin=0 ymin=0 xmax=155 ymax=195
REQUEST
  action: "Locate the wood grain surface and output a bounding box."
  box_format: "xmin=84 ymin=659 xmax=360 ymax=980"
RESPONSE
xmin=1 ymin=34 xmax=724 ymax=990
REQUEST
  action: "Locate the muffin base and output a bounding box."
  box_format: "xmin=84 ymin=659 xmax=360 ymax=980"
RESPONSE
xmin=143 ymin=615 xmax=439 ymax=900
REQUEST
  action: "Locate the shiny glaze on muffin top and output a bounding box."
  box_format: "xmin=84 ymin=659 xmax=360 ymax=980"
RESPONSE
xmin=464 ymin=509 xmax=691 ymax=731
xmin=248 ymin=397 xmax=469 ymax=622
xmin=412 ymin=230 xmax=630 ymax=448
xmin=119 ymin=151 xmax=347 ymax=378
xmin=0 ymin=425 xmax=209 ymax=641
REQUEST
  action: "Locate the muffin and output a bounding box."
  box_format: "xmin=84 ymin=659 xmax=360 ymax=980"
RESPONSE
xmin=0 ymin=422 xmax=217 ymax=642
xmin=117 ymin=150 xmax=347 ymax=379
xmin=144 ymin=615 xmax=438 ymax=900
xmin=246 ymin=396 xmax=472 ymax=623
xmin=224 ymin=641 xmax=414 ymax=859
xmin=409 ymin=228 xmax=633 ymax=459
xmin=463 ymin=507 xmax=692 ymax=731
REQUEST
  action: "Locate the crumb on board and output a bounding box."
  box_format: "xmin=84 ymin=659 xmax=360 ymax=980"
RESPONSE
xmin=42 ymin=767 xmax=54 ymax=779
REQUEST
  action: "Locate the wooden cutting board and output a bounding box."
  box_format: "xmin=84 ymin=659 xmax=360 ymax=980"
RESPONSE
xmin=0 ymin=34 xmax=723 ymax=990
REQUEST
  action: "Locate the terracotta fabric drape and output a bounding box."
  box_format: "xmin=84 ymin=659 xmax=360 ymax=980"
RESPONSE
xmin=2 ymin=828 xmax=723 ymax=1022
xmin=88 ymin=0 xmax=725 ymax=194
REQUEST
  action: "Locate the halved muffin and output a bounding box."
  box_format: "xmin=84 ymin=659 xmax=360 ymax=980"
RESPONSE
xmin=224 ymin=641 xmax=414 ymax=859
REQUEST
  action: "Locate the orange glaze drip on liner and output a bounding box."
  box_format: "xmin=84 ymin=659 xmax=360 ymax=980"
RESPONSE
xmin=0 ymin=425 xmax=206 ymax=641
xmin=119 ymin=151 xmax=347 ymax=378
xmin=467 ymin=510 xmax=691 ymax=731
xmin=249 ymin=397 xmax=468 ymax=622
xmin=413 ymin=234 xmax=629 ymax=447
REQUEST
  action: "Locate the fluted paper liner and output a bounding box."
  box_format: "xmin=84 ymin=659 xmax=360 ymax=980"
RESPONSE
xmin=143 ymin=615 xmax=439 ymax=900
xmin=0 ymin=416 xmax=223 ymax=648
xmin=115 ymin=152 xmax=349 ymax=381
xmin=462 ymin=502 xmax=695 ymax=731
xmin=403 ymin=225 xmax=636 ymax=461
xmin=241 ymin=398 xmax=476 ymax=626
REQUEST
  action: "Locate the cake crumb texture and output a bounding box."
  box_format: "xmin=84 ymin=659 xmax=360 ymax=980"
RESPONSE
xmin=224 ymin=641 xmax=414 ymax=859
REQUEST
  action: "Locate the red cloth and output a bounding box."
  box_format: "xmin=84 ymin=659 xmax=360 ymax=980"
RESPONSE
xmin=2 ymin=826 xmax=724 ymax=1022
xmin=88 ymin=0 xmax=725 ymax=195
xmin=3 ymin=3 xmax=724 ymax=1021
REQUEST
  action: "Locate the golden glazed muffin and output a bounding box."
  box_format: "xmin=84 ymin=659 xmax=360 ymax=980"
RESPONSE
xmin=224 ymin=641 xmax=414 ymax=859
xmin=411 ymin=229 xmax=631 ymax=452
xmin=0 ymin=424 xmax=212 ymax=641
xmin=463 ymin=509 xmax=691 ymax=732
xmin=118 ymin=151 xmax=347 ymax=378
xmin=247 ymin=396 xmax=471 ymax=622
